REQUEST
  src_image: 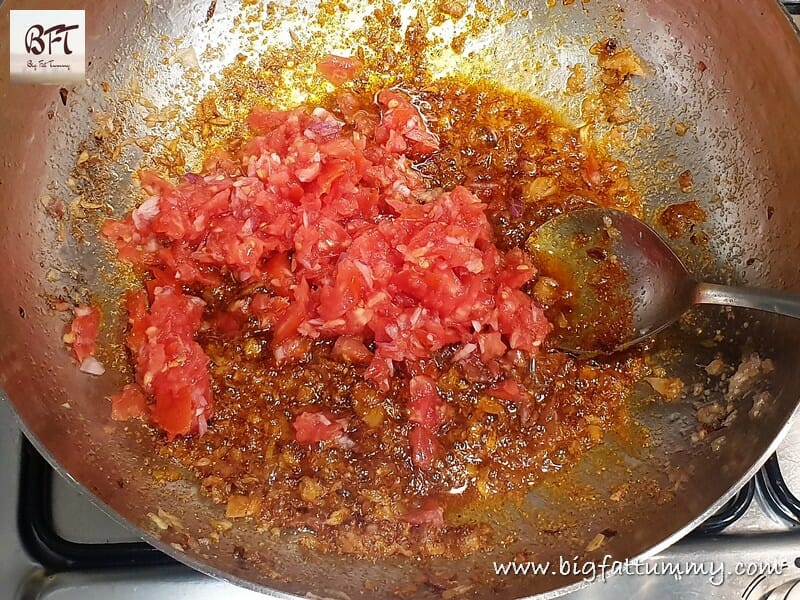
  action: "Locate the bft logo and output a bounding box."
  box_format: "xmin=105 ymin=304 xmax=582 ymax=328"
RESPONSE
xmin=9 ymin=10 xmax=85 ymax=84
xmin=25 ymin=23 xmax=80 ymax=56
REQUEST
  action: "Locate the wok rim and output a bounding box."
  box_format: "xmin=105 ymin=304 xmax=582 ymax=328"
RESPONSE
xmin=4 ymin=0 xmax=800 ymax=598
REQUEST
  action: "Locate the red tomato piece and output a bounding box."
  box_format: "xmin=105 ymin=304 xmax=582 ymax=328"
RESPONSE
xmin=125 ymin=287 xmax=212 ymax=440
xmin=151 ymin=385 xmax=196 ymax=439
xmin=477 ymin=332 xmax=507 ymax=363
xmin=488 ymin=377 xmax=530 ymax=402
xmin=263 ymin=252 xmax=295 ymax=296
xmin=273 ymin=336 xmax=313 ymax=365
xmin=499 ymin=247 xmax=537 ymax=288
xmin=293 ymin=410 xmax=349 ymax=445
xmin=332 ymin=335 xmax=373 ymax=364
xmin=273 ymin=278 xmax=310 ymax=344
xmin=110 ymin=384 xmax=149 ymax=421
xmin=66 ymin=305 xmax=101 ymax=362
xmin=497 ymin=287 xmax=541 ymax=353
xmin=316 ymin=54 xmax=363 ymax=86
xmin=408 ymin=375 xmax=445 ymax=430
xmin=124 ymin=290 xmax=148 ymax=354
xmin=318 ymin=259 xmax=364 ymax=322
xmin=376 ymin=89 xmax=439 ymax=157
xmin=409 ymin=424 xmax=441 ymax=469
xmin=404 ymin=498 xmax=445 ymax=528
xmin=250 ymin=293 xmax=290 ymax=329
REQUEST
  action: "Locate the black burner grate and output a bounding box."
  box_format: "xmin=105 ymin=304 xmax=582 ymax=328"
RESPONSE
xmin=692 ymin=479 xmax=756 ymax=537
xmin=784 ymin=1 xmax=800 ymax=15
xmin=17 ymin=438 xmax=175 ymax=571
xmin=757 ymin=454 xmax=800 ymax=527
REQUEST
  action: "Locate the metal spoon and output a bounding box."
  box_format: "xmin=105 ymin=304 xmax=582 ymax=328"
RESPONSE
xmin=526 ymin=207 xmax=800 ymax=355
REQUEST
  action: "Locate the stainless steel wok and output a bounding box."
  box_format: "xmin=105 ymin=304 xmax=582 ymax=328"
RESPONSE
xmin=1 ymin=0 xmax=800 ymax=598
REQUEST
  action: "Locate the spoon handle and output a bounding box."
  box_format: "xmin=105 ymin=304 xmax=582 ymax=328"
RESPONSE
xmin=694 ymin=282 xmax=800 ymax=319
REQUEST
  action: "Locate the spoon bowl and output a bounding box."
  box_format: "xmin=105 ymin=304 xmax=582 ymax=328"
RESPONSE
xmin=527 ymin=208 xmax=800 ymax=354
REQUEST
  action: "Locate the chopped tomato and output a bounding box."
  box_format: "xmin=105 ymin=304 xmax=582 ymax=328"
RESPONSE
xmin=404 ymin=498 xmax=445 ymax=528
xmin=408 ymin=375 xmax=445 ymax=430
xmin=316 ymin=54 xmax=363 ymax=86
xmin=409 ymin=424 xmax=441 ymax=469
xmin=499 ymin=248 xmax=536 ymax=288
xmin=375 ymin=89 xmax=440 ymax=156
xmin=110 ymin=383 xmax=149 ymax=421
xmin=273 ymin=336 xmax=313 ymax=365
xmin=263 ymin=252 xmax=294 ymax=296
xmin=125 ymin=287 xmax=212 ymax=440
xmin=332 ymin=335 xmax=373 ymax=364
xmin=476 ymin=332 xmax=506 ymax=363
xmin=293 ymin=410 xmax=349 ymax=445
xmin=582 ymin=149 xmax=603 ymax=187
xmin=124 ymin=290 xmax=148 ymax=353
xmin=65 ymin=305 xmax=101 ymax=362
xmin=250 ymin=293 xmax=290 ymax=329
xmin=488 ymin=377 xmax=530 ymax=403
xmin=152 ymin=386 xmax=196 ymax=438
xmin=103 ymin=89 xmax=553 ymax=441
xmin=273 ymin=278 xmax=310 ymax=344
xmin=497 ymin=287 xmax=550 ymax=353
xmin=317 ymin=259 xmax=364 ymax=323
